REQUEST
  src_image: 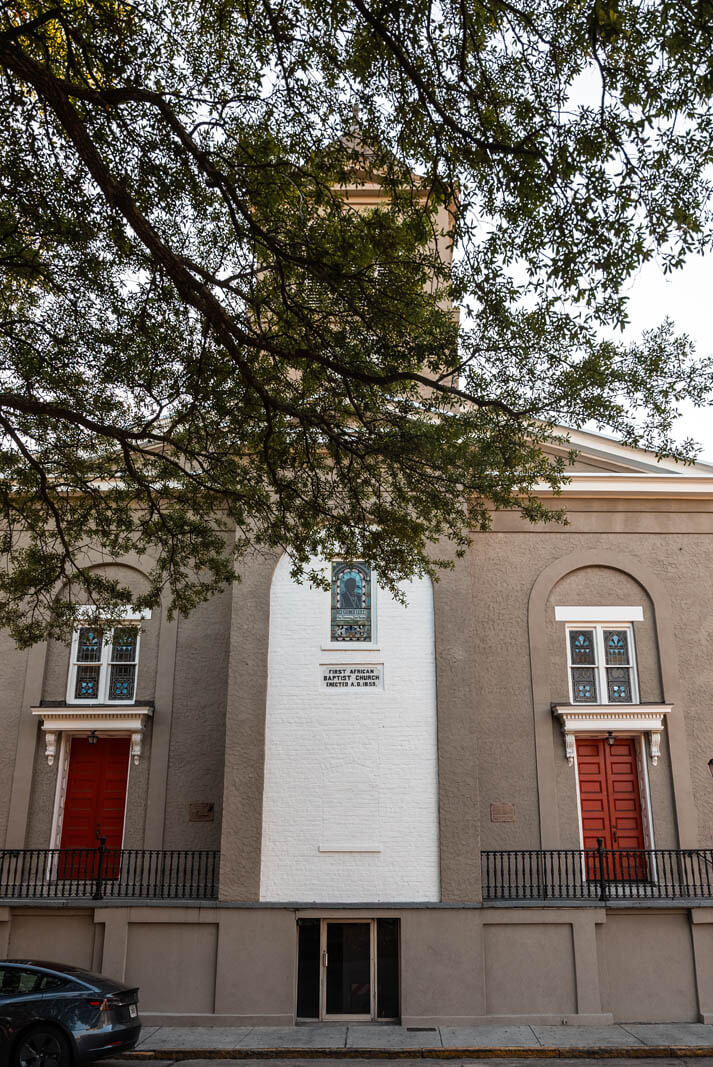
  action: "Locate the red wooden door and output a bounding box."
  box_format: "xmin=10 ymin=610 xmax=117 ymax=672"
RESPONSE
xmin=58 ymin=738 xmax=129 ymax=879
xmin=576 ymin=737 xmax=647 ymax=881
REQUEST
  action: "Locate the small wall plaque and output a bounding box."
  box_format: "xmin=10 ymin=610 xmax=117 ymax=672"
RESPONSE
xmin=321 ymin=664 xmax=384 ymax=689
xmin=490 ymin=803 xmax=515 ymax=823
xmin=189 ymin=802 xmax=215 ymax=822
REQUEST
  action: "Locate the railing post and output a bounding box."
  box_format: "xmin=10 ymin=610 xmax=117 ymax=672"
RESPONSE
xmin=597 ymin=837 xmax=608 ymax=903
xmin=93 ymin=836 xmax=107 ymax=901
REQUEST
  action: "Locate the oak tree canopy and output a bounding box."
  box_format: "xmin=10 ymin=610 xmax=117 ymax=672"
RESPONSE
xmin=1 ymin=0 xmax=713 ymax=644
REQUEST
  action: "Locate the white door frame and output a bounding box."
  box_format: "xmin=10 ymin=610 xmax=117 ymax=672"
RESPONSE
xmin=573 ymin=733 xmax=657 ymax=886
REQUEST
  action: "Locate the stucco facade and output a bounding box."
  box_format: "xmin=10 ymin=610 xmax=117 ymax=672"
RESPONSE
xmin=2 ymin=430 xmax=713 ymax=1024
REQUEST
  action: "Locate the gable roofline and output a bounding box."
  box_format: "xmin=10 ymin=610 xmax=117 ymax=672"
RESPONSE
xmin=533 ymin=424 xmax=713 ymax=499
xmin=547 ymin=424 xmax=713 ymax=476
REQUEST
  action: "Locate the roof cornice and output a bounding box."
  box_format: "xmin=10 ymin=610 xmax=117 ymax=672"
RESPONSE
xmin=535 ymin=473 xmax=713 ymax=499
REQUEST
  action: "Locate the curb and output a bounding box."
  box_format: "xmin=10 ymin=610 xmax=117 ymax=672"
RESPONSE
xmin=120 ymin=1047 xmax=713 ymax=1060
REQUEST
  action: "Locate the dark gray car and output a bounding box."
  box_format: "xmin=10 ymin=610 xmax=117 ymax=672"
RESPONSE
xmin=0 ymin=960 xmax=140 ymax=1066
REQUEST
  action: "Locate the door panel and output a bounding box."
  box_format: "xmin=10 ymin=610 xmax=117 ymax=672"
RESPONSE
xmin=376 ymin=918 xmax=400 ymax=1019
xmin=325 ymin=922 xmax=371 ymax=1017
xmin=58 ymin=737 xmax=130 ymax=879
xmin=576 ymin=737 xmax=647 ymax=881
xmin=296 ymin=919 xmax=320 ymax=1019
xmin=577 ymin=739 xmax=612 ymax=849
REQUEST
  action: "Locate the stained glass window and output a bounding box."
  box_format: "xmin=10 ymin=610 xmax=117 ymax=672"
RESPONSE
xmin=566 ymin=622 xmax=637 ymax=705
xmin=604 ymin=630 xmax=629 ymax=664
xmin=73 ymin=627 xmax=103 ymax=699
xmin=569 ymin=630 xmax=595 ymax=665
xmin=603 ymin=629 xmax=633 ymax=702
xmin=74 ymin=664 xmax=100 ymax=700
xmin=77 ymin=627 xmax=103 ymax=662
xmin=108 ymin=664 xmax=136 ymax=700
xmin=331 ymin=562 xmax=372 ymax=642
xmin=571 ymin=668 xmax=597 ymax=703
xmin=112 ymin=628 xmax=137 ymax=663
xmin=108 ymin=628 xmax=138 ymax=699
xmin=69 ymin=624 xmax=139 ymax=703
xmin=607 ymin=667 xmax=632 ymax=703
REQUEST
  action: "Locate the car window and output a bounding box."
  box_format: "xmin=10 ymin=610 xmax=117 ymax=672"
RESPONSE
xmin=0 ymin=967 xmax=67 ymax=997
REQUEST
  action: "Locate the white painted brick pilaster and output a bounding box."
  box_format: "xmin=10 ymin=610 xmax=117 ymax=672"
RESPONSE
xmin=259 ymin=555 xmax=440 ymax=902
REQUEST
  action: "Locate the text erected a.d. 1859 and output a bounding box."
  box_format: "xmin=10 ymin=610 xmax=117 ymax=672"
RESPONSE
xmin=321 ymin=664 xmax=384 ymax=689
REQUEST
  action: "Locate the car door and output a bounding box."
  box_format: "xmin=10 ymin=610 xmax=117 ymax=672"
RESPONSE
xmin=0 ymin=966 xmax=82 ymax=1051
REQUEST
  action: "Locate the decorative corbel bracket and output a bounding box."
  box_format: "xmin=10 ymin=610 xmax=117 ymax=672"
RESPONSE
xmin=564 ymin=732 xmax=577 ymax=767
xmin=130 ymin=731 xmax=143 ymax=765
xmin=44 ymin=731 xmax=58 ymax=767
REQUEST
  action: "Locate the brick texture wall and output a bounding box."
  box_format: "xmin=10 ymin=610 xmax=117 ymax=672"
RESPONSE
xmin=259 ymin=555 xmax=440 ymax=902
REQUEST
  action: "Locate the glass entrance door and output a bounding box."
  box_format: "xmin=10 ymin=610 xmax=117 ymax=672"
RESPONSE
xmin=323 ymin=921 xmax=374 ymax=1020
xmin=296 ymin=918 xmax=400 ymax=1022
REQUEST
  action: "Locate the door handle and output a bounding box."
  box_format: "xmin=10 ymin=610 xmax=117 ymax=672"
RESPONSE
xmin=322 ymin=951 xmax=328 ymax=968
xmin=613 ymin=829 xmax=618 ymax=843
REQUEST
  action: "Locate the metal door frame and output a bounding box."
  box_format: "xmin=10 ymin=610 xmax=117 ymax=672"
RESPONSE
xmin=320 ymin=918 xmax=376 ymax=1022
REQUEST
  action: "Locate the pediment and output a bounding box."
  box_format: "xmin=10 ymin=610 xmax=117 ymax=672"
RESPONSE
xmin=535 ymin=426 xmax=713 ymax=500
xmin=545 ymin=426 xmax=713 ymax=475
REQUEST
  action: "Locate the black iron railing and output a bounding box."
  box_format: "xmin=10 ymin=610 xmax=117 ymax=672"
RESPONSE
xmin=0 ymin=844 xmax=219 ymax=900
xmin=482 ymin=844 xmax=713 ymax=902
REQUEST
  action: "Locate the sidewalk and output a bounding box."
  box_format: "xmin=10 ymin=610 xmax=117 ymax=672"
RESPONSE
xmin=120 ymin=1023 xmax=713 ymax=1059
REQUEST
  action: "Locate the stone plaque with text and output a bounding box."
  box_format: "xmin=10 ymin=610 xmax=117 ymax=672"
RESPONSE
xmin=490 ymin=803 xmax=515 ymax=823
xmin=189 ymin=802 xmax=215 ymax=822
xmin=321 ymin=664 xmax=384 ymax=689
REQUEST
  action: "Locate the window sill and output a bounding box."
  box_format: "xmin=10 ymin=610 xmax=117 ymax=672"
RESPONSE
xmin=63 ymin=700 xmax=140 ymax=707
xmin=551 ymin=703 xmax=673 ymax=767
xmin=321 ymin=644 xmax=381 ymax=652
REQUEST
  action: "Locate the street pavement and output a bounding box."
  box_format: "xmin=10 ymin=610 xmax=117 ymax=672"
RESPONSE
xmin=106 ymin=1060 xmax=713 ymax=1067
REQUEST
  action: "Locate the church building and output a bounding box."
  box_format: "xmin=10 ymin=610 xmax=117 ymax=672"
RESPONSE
xmin=1 ymin=427 xmax=713 ymax=1026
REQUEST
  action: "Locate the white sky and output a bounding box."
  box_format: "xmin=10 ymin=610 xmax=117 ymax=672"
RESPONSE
xmin=623 ymin=254 xmax=713 ymax=460
xmin=562 ymin=66 xmax=713 ymax=462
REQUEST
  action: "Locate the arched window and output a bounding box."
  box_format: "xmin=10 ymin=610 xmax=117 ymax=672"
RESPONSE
xmin=331 ymin=562 xmax=372 ymax=642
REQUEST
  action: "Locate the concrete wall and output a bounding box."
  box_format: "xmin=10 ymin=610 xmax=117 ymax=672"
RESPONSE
xmin=3 ymin=560 xmax=230 ymax=853
xmin=1 ymin=501 xmax=713 ymax=910
xmin=0 ymin=636 xmax=31 ymax=846
xmin=162 ymin=586 xmax=232 ymax=851
xmin=2 ymin=904 xmax=711 ymax=1025
xmin=467 ymin=519 xmax=713 ymax=865
xmin=259 ymin=554 xmax=440 ymax=902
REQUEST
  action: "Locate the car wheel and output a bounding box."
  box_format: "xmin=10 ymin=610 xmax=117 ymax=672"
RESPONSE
xmin=12 ymin=1026 xmax=71 ymax=1067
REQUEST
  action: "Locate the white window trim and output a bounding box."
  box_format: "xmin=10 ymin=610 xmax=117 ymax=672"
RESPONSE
xmin=75 ymin=605 xmax=152 ymax=620
xmin=555 ymin=606 xmax=643 ymax=622
xmin=66 ymin=626 xmax=141 ymax=705
xmin=566 ymin=622 xmax=640 ymax=706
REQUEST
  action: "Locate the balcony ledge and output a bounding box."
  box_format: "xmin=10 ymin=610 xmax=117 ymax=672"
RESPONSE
xmin=31 ymin=704 xmax=153 ymax=765
xmin=551 ymin=702 xmax=673 ymax=766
